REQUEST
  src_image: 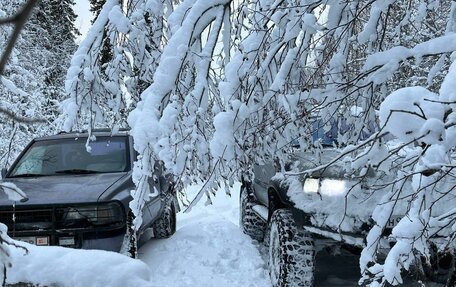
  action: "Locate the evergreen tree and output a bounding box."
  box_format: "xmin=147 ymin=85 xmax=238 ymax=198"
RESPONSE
xmin=0 ymin=0 xmax=79 ymax=167
xmin=89 ymin=0 xmax=112 ymax=66
xmin=89 ymin=0 xmax=106 ymax=22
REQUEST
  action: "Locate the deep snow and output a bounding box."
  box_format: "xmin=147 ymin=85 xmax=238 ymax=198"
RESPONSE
xmin=138 ymin=183 xmax=271 ymax=287
xmin=139 ymin=184 xmax=365 ymax=287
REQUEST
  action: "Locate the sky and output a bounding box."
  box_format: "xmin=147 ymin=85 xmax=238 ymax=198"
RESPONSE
xmin=73 ymin=0 xmax=93 ymax=43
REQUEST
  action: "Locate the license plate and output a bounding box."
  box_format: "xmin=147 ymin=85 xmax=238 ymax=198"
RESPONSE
xmin=59 ymin=237 xmax=75 ymax=246
xmin=386 ymin=216 xmax=402 ymax=229
xmin=14 ymin=236 xmax=49 ymax=246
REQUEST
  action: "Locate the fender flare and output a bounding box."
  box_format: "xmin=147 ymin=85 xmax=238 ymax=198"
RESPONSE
xmin=267 ymin=184 xmax=291 ymax=221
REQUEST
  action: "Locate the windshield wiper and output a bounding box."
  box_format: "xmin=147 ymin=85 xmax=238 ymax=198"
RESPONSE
xmin=8 ymin=173 xmax=48 ymax=178
xmin=54 ymin=169 xmax=101 ymax=175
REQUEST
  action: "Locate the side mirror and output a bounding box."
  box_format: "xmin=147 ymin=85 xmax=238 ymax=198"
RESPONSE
xmin=1 ymin=168 xmax=7 ymax=179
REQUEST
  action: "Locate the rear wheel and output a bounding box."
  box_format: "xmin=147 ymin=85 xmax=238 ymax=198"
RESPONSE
xmin=239 ymin=186 xmax=267 ymax=242
xmin=152 ymin=195 xmax=177 ymax=238
xmin=268 ymin=209 xmax=315 ymax=287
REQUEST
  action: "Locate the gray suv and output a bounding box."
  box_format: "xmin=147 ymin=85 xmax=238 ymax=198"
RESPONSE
xmin=0 ymin=129 xmax=177 ymax=254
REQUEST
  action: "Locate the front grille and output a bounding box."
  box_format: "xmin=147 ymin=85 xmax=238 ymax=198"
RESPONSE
xmin=0 ymin=206 xmax=100 ymax=234
xmin=0 ymin=207 xmax=58 ymax=232
xmin=0 ymin=203 xmax=125 ymax=234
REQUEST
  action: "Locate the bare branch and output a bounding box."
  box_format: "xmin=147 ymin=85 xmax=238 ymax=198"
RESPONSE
xmin=0 ymin=106 xmax=46 ymax=124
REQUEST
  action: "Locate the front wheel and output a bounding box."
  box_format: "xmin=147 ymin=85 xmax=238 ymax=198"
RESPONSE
xmin=268 ymin=209 xmax=315 ymax=287
xmin=152 ymin=196 xmax=177 ymax=238
xmin=239 ymin=186 xmax=267 ymax=241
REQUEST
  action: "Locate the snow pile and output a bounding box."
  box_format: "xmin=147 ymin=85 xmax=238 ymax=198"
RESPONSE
xmin=6 ymin=242 xmax=151 ymax=287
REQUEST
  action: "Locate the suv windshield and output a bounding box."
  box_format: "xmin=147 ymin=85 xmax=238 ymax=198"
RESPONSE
xmin=8 ymin=136 xmax=129 ymax=177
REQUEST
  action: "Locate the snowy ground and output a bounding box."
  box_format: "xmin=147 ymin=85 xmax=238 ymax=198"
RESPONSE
xmin=138 ymin=183 xmax=271 ymax=287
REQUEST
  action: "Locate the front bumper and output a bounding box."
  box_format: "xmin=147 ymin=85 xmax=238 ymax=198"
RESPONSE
xmin=1 ymin=204 xmax=127 ymax=252
xmin=11 ymin=227 xmax=126 ymax=252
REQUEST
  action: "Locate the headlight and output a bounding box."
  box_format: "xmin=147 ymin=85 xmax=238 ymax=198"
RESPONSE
xmin=303 ymin=178 xmax=320 ymax=193
xmin=303 ymin=178 xmax=347 ymax=196
xmin=65 ymin=202 xmax=125 ymax=226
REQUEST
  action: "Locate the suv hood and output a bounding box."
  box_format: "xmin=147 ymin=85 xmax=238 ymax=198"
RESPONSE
xmin=0 ymin=173 xmax=128 ymax=206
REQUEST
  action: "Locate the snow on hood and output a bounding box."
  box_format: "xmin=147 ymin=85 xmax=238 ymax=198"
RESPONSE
xmin=280 ymin=148 xmax=456 ymax=235
xmin=280 ymin=149 xmax=413 ymax=234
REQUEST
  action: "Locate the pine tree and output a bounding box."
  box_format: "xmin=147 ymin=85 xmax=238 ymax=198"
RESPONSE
xmin=89 ymin=0 xmax=112 ymax=66
xmin=46 ymin=0 xmax=79 ymax=86
xmin=89 ymin=0 xmax=106 ymax=22
xmin=0 ymin=0 xmax=79 ymax=167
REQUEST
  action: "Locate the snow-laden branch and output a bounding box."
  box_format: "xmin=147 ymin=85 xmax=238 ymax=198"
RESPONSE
xmin=62 ymin=0 xmax=120 ymax=132
xmin=364 ymin=33 xmax=456 ymax=72
xmin=127 ymin=0 xmax=231 ymax=252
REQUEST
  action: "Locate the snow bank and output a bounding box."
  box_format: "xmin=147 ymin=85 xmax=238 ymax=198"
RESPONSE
xmin=7 ymin=242 xmax=152 ymax=287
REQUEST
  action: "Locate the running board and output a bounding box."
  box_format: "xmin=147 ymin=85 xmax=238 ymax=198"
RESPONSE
xmin=303 ymin=226 xmax=365 ymax=248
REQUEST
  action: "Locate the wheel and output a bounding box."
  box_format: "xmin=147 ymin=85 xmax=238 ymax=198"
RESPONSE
xmin=120 ymin=210 xmax=138 ymax=258
xmin=268 ymin=209 xmax=315 ymax=287
xmin=239 ymin=186 xmax=267 ymax=241
xmin=152 ymin=195 xmax=177 ymax=238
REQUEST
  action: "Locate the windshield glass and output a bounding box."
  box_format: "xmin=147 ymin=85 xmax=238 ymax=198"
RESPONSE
xmin=8 ymin=136 xmax=130 ymax=177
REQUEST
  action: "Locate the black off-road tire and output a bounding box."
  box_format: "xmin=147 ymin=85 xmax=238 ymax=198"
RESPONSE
xmin=268 ymin=209 xmax=315 ymax=287
xmin=124 ymin=210 xmax=138 ymax=258
xmin=239 ymin=186 xmax=267 ymax=242
xmin=152 ymin=196 xmax=177 ymax=239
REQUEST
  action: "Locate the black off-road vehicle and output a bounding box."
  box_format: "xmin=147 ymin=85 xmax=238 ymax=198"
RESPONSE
xmin=240 ymin=148 xmax=455 ymax=286
xmin=0 ymin=129 xmax=178 ymax=254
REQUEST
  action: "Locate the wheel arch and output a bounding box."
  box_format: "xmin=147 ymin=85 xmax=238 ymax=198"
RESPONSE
xmin=267 ymin=186 xmax=290 ymax=222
